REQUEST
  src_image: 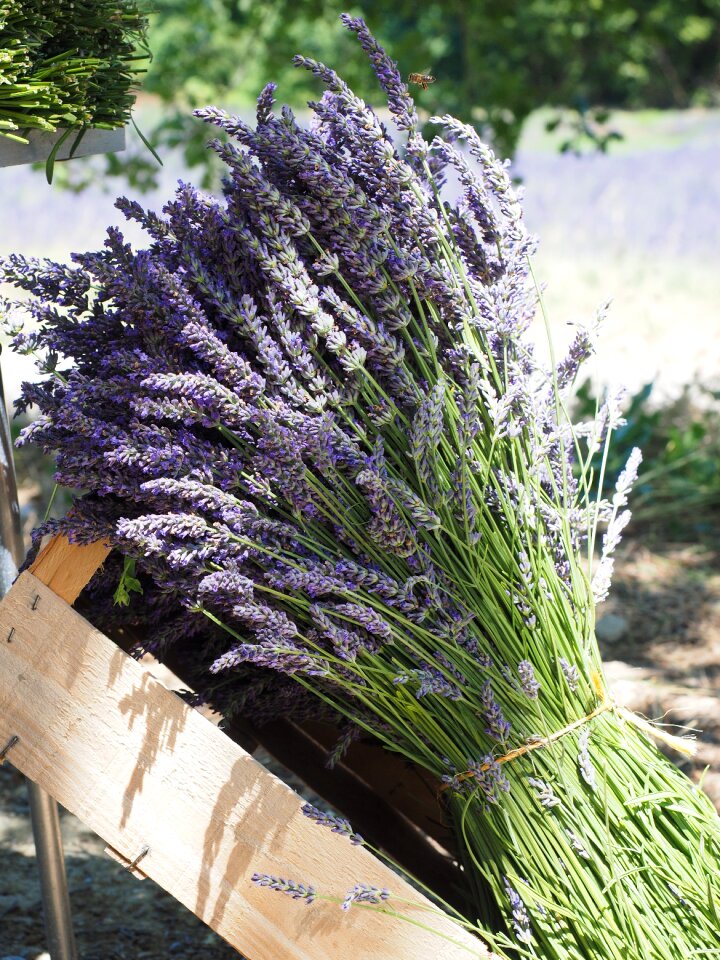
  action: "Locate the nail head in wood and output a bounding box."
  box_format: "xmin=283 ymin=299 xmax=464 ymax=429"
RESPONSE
xmin=0 ymin=735 xmax=19 ymax=763
xmin=127 ymin=844 xmax=150 ymax=872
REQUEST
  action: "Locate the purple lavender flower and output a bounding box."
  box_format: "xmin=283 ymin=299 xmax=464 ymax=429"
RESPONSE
xmin=301 ymin=803 xmax=364 ymax=845
xmin=503 ymin=877 xmax=533 ymax=944
xmin=0 ymin=19 xmax=626 ymax=944
xmin=252 ymin=873 xmax=316 ymax=904
xmin=393 ymin=666 xmax=463 ymax=701
xmin=479 ymin=680 xmax=511 ymax=743
xmin=409 ymin=380 xmax=445 ymax=492
xmin=341 ymin=883 xmax=390 ymax=911
xmin=467 ymin=756 xmax=511 ymax=803
xmin=518 ymin=660 xmax=540 ymax=699
xmin=557 ymin=324 xmax=595 ymax=390
xmin=559 ymin=657 xmax=580 ymax=693
xmin=339 ymin=15 xmax=418 ymax=132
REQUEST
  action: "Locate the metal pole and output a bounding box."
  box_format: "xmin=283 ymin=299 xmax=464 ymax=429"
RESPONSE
xmin=0 ymin=347 xmax=78 ymax=960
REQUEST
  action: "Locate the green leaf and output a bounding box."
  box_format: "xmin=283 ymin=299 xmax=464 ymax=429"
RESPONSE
xmin=44 ymin=126 xmax=72 ymax=184
xmin=113 ymin=556 xmax=143 ymax=607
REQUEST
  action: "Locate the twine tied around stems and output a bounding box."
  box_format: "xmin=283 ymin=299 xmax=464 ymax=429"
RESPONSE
xmin=443 ymin=670 xmax=696 ymax=792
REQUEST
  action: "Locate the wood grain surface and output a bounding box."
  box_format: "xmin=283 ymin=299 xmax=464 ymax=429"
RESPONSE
xmin=28 ymin=535 xmax=111 ymax=604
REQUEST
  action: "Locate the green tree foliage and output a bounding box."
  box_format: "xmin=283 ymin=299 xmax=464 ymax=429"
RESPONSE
xmin=85 ymin=0 xmax=720 ymax=189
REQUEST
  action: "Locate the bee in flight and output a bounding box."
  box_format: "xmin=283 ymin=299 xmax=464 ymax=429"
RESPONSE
xmin=408 ymin=71 xmax=436 ymax=91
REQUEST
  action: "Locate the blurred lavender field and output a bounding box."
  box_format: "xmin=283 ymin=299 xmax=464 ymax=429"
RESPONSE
xmin=1 ymin=107 xmax=718 ymax=406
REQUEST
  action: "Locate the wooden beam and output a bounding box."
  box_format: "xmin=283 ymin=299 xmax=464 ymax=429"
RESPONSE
xmin=0 ymin=571 xmax=491 ymax=960
xmin=29 ymin=535 xmax=111 ymax=604
xmin=243 ymin=719 xmax=467 ymax=914
xmin=29 ymin=536 xmax=467 ymax=904
xmin=303 ymin=721 xmax=451 ymax=847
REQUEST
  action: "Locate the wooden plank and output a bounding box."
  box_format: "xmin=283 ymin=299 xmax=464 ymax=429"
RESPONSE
xmin=31 ymin=537 xmax=465 ymax=899
xmin=108 ymin=621 xmax=467 ymax=908
xmin=29 ymin=535 xmax=111 ymax=604
xmin=242 ymin=719 xmax=467 ymax=914
xmin=302 ymin=721 xmax=450 ymax=846
xmin=0 ymin=571 xmax=490 ymax=960
xmin=0 ymin=127 xmax=126 ymax=168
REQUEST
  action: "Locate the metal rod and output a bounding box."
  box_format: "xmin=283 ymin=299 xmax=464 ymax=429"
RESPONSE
xmin=0 ymin=348 xmax=78 ymax=960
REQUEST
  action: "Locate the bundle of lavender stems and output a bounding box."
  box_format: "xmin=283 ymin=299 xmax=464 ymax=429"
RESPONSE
xmin=3 ymin=16 xmax=720 ymax=959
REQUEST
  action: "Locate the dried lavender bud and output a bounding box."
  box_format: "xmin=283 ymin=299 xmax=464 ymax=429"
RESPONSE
xmin=393 ymin=665 xmax=463 ymax=700
xmin=557 ymin=325 xmax=595 ymax=390
xmin=613 ymin=447 xmax=643 ymax=507
xmin=566 ymin=830 xmax=591 ymax=860
xmin=667 ymin=882 xmax=689 ymax=908
xmin=503 ymin=878 xmax=533 ymax=944
xmin=559 ymin=657 xmax=580 ymax=693
xmin=326 ymin=723 xmax=362 ymax=769
xmin=527 ymin=777 xmax=561 ymax=809
xmin=479 ymin=680 xmax=511 ymax=743
xmin=518 ymin=660 xmax=540 ymax=699
xmin=340 ymin=14 xmax=418 ymax=132
xmin=252 ymin=873 xmax=317 ymax=904
xmin=591 ymin=555 xmax=615 ymax=604
xmin=578 ymin=728 xmax=597 ymax=791
xmin=409 ymin=380 xmax=445 ymax=492
xmin=468 ymin=756 xmax=511 ymax=804
xmin=301 ymin=803 xmax=364 ymax=845
xmin=603 ymin=509 xmax=631 ymax=557
xmin=341 ymin=883 xmax=390 ymax=911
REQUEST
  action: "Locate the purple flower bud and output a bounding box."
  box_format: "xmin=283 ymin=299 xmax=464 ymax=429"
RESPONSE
xmin=518 ymin=660 xmax=540 ymax=699
xmin=252 ymin=873 xmax=316 ymax=904
xmin=480 ymin=680 xmax=511 ymax=743
xmin=301 ymin=803 xmax=364 ymax=845
xmin=341 ymin=883 xmax=390 ymax=911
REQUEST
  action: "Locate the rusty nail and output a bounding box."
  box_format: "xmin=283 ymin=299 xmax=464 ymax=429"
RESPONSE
xmin=31 ymin=594 xmax=40 ymax=610
xmin=7 ymin=627 xmax=15 ymax=642
xmin=0 ymin=735 xmax=19 ymax=763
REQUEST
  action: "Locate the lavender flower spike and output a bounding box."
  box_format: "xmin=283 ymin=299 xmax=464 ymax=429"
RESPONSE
xmin=301 ymin=802 xmax=364 ymax=845
xmin=518 ymin=660 xmax=540 ymax=699
xmin=503 ymin=878 xmax=533 ymax=944
xmin=341 ymin=883 xmax=390 ymax=911
xmin=559 ymin=657 xmax=580 ymax=693
xmin=468 ymin=756 xmax=511 ymax=804
xmin=613 ymin=447 xmax=643 ymax=508
xmin=527 ymin=777 xmax=561 ymax=809
xmin=578 ymin=728 xmax=597 ymax=791
xmin=479 ymin=680 xmax=511 ymax=743
xmin=252 ymin=873 xmax=317 ymax=904
xmin=340 ymin=14 xmax=418 ymax=132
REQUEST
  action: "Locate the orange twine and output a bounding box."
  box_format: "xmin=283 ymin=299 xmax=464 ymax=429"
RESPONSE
xmin=443 ymin=669 xmax=696 ymax=793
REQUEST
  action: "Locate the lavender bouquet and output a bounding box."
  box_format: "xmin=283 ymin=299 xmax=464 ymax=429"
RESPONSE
xmin=3 ymin=15 xmax=720 ymax=959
